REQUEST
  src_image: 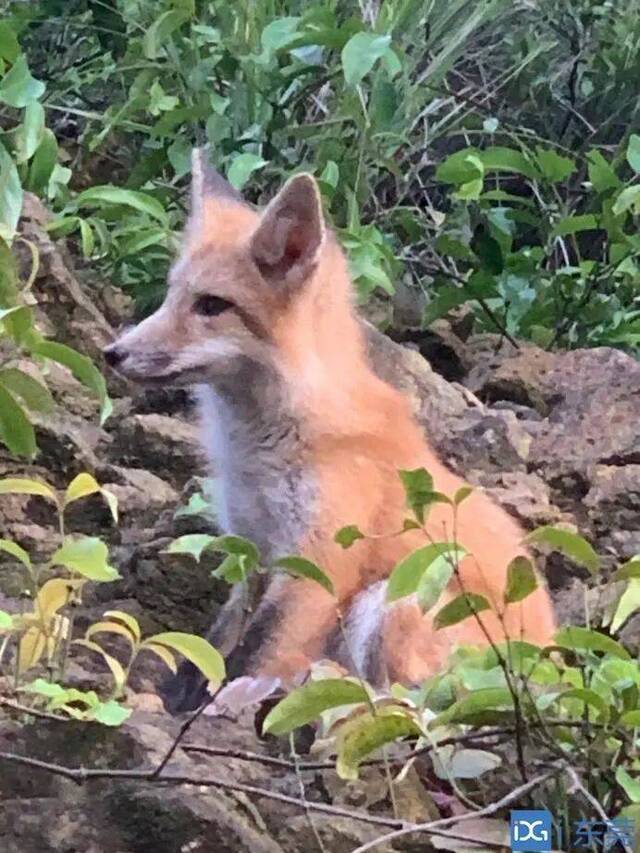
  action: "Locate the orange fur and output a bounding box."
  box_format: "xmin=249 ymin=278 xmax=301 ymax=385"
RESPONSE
xmin=108 ymin=167 xmax=557 ymax=690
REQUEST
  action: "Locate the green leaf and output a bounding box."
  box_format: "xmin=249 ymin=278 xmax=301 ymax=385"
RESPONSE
xmin=525 ymin=526 xmax=600 ymax=573
xmin=341 ymin=32 xmax=391 ymax=87
xmin=430 ymin=687 xmax=515 ymax=728
xmin=73 ymin=186 xmax=168 ymax=226
xmin=334 ymin=525 xmax=365 ymax=549
xmin=613 ymin=185 xmax=640 ymax=217
xmin=0 ymin=385 xmax=35 ymax=457
xmin=227 ymin=153 xmax=267 ymax=191
xmin=0 ymin=23 xmax=20 ymax=62
xmin=165 ymin=534 xmax=216 ymax=562
xmin=0 ymin=538 xmax=31 ymax=568
xmin=434 ymin=592 xmax=491 ymax=630
xmin=147 ymin=632 xmax=225 ymax=686
xmin=0 ymin=610 xmax=12 ymax=629
xmin=91 ymin=700 xmax=132 ymax=727
xmin=535 ymin=147 xmax=576 ymax=182
xmin=174 ymin=492 xmax=212 ymax=519
xmin=480 ymin=147 xmax=539 ymax=180
xmin=26 ymin=129 xmax=58 ymax=195
xmin=586 ymin=150 xmax=620 ymax=193
xmin=416 ymin=556 xmax=455 ymax=613
xmin=504 ymin=556 xmax=538 ymax=604
xmin=619 ymin=710 xmax=640 ymax=728
xmin=274 ymin=556 xmax=335 ymax=596
xmin=261 ymin=17 xmax=300 ymax=54
xmin=471 ymin=225 xmax=503 ymax=274
xmin=554 ymin=687 xmax=609 ymax=721
xmin=336 ymin=707 xmax=422 ymax=780
xmin=16 ymin=101 xmax=45 ymax=164
xmin=387 ymin=543 xmax=465 ymax=603
xmin=613 ymin=560 xmax=640 ymax=581
xmin=0 ymin=368 xmax=54 ymax=413
xmin=553 ymin=626 xmax=630 ymax=660
xmin=51 ymin=537 xmax=120 ymax=582
xmin=0 ymin=477 xmax=56 ymax=501
xmin=263 ymin=678 xmax=369 ymax=736
xmin=31 ymin=340 xmax=111 ymax=424
xmin=454 ymin=486 xmax=473 ymax=506
xmin=551 ymin=215 xmax=600 ymax=238
xmin=627 ymin=135 xmax=640 ymax=173
xmin=423 ymin=285 xmax=470 ymax=326
xmin=0 ymin=143 xmax=23 ymax=241
xmin=616 ymin=767 xmax=640 ymax=804
xmin=143 ymin=10 xmax=189 ymax=59
xmin=22 ymin=678 xmax=66 ymax=698
xmin=610 ymin=578 xmax=640 ymax=634
xmin=0 ymin=55 xmax=45 ymax=108
xmin=399 ymin=467 xmax=437 ymax=523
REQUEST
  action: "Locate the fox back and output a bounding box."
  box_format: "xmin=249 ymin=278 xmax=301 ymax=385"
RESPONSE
xmin=105 ymin=152 xmax=556 ymax=711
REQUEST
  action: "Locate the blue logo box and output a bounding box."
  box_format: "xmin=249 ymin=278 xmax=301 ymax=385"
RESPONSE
xmin=510 ymin=810 xmax=552 ymax=852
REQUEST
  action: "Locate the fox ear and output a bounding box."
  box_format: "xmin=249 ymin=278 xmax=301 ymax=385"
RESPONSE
xmin=250 ymin=173 xmax=325 ymax=291
xmin=191 ymin=147 xmax=243 ymax=216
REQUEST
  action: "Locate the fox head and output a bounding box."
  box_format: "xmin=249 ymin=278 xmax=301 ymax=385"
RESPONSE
xmin=103 ymin=150 xmax=357 ymax=396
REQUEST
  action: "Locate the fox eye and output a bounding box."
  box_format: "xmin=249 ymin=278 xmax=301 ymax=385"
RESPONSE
xmin=193 ymin=294 xmax=234 ymax=317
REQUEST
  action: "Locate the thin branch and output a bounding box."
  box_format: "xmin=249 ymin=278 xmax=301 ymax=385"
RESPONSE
xmin=565 ymin=766 xmax=633 ymax=853
xmin=0 ymin=698 xmax=67 ymax=722
xmin=349 ymin=769 xmax=558 ymax=853
xmin=0 ymin=750 xmax=408 ymax=829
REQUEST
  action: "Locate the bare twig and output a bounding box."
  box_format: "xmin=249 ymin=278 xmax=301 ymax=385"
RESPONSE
xmin=0 ymin=697 xmax=67 ymax=722
xmin=349 ymin=769 xmax=558 ymax=853
xmin=565 ymin=766 xmax=633 ymax=853
xmin=289 ymin=731 xmax=327 ymax=853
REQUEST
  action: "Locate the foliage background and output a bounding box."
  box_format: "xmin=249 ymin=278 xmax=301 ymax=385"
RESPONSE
xmin=2 ymin=0 xmax=640 ymax=346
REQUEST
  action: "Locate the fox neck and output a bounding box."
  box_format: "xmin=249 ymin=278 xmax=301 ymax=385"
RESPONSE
xmin=196 ymin=363 xmax=315 ymax=561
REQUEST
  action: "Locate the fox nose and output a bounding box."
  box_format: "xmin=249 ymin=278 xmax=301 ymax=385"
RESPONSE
xmin=103 ymin=344 xmax=128 ymax=368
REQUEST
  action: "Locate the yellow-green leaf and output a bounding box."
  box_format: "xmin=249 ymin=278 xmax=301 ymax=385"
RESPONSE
xmin=64 ymin=472 xmax=101 ymax=505
xmin=525 ymin=525 xmax=600 ymax=573
xmin=553 ymin=626 xmax=630 ymax=660
xmin=85 ymin=621 xmax=136 ymax=650
xmin=0 ymin=367 xmax=54 ymax=413
xmin=101 ymin=488 xmax=118 ymax=523
xmin=0 ymin=476 xmax=57 ymax=501
xmin=387 ymin=543 xmax=465 ymax=603
xmin=146 ymin=631 xmax=225 ymax=686
xmin=337 ymin=706 xmax=422 ymax=780
xmin=263 ymin=678 xmax=369 ymax=736
xmin=104 ymin=610 xmax=141 ymax=643
xmin=142 ymin=642 xmax=177 ymax=674
xmin=36 ymin=577 xmax=85 ymax=622
xmin=0 ymin=610 xmax=12 ymax=630
xmin=504 ymin=556 xmax=538 ymax=604
xmin=433 ymin=592 xmax=490 ymax=629
xmin=273 ymin=556 xmax=335 ymax=596
xmin=51 ymin=537 xmax=120 ymax=582
xmin=18 ymin=626 xmax=47 ymax=674
xmin=73 ymin=639 xmax=127 ymax=692
xmin=430 ymin=688 xmax=515 ymax=728
xmin=0 ymin=538 xmax=31 ymax=568
xmin=0 ymin=386 xmax=36 ymax=457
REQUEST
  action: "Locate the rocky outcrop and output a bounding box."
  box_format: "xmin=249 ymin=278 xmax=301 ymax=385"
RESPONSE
xmin=2 ymin=197 xmax=640 ymax=851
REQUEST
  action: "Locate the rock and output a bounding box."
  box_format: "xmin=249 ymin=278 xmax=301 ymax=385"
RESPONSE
xmin=105 ymin=414 xmax=202 ymax=486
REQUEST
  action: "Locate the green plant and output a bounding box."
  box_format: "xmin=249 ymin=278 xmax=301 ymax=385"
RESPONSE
xmin=0 ymin=473 xmax=225 ymax=724
xmin=178 ymin=469 xmax=640 ymax=832
xmin=419 ymin=134 xmax=640 ymax=349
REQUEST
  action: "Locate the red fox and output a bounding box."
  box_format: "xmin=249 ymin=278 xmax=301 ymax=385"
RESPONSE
xmin=104 ymin=150 xmax=556 ymax=712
